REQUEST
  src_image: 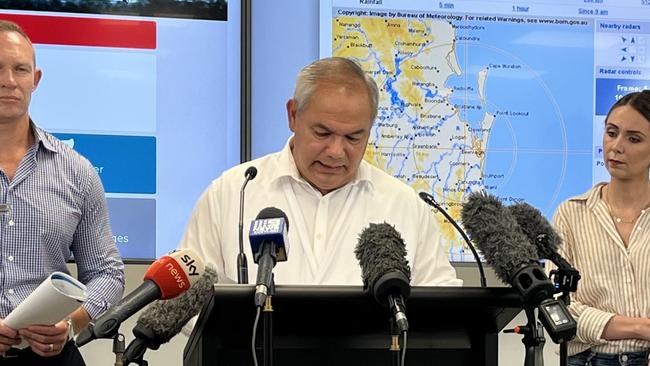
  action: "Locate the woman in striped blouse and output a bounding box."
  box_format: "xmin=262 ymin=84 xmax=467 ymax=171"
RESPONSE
xmin=553 ymin=90 xmax=650 ymax=366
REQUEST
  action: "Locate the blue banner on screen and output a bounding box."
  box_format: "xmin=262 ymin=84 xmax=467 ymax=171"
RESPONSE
xmin=595 ymin=78 xmax=650 ymax=116
xmin=53 ymin=133 xmax=156 ymax=194
xmin=107 ymin=198 xmax=156 ymax=260
xmin=1 ymin=2 xmax=242 ymax=260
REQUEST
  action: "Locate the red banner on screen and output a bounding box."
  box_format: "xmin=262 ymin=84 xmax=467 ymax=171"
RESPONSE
xmin=0 ymin=13 xmax=156 ymax=49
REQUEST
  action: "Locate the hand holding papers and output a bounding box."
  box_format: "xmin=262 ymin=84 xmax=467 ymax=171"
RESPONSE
xmin=4 ymin=272 xmax=87 ymax=348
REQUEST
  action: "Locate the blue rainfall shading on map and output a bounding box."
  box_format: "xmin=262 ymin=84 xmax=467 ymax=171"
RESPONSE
xmin=332 ymin=8 xmax=595 ymax=260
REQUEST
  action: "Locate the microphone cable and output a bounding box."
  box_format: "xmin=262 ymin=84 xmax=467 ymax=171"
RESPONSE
xmin=401 ymin=331 xmax=408 ymax=366
xmin=251 ymin=307 xmax=261 ymax=366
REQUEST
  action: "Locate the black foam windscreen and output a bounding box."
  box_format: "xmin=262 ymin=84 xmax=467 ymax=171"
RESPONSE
xmin=255 ymin=206 xmax=289 ymax=231
xmin=507 ymin=202 xmax=562 ymax=259
xmin=134 ymin=265 xmax=218 ymax=345
xmin=460 ymin=191 xmax=539 ymax=285
xmin=355 ymin=222 xmax=411 ymax=302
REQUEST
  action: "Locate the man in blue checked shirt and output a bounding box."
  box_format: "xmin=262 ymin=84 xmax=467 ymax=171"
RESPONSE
xmin=0 ymin=20 xmax=124 ymax=365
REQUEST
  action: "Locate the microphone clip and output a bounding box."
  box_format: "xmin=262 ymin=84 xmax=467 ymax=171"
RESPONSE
xmin=535 ymin=233 xmax=581 ymax=296
xmin=370 ymin=271 xmax=410 ymax=333
xmin=122 ymin=338 xmax=151 ymax=366
xmin=549 ymin=267 xmax=580 ymax=296
xmin=122 ymin=326 xmax=158 ymax=366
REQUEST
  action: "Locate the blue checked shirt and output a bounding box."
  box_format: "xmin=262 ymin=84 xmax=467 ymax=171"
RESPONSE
xmin=0 ymin=123 xmax=125 ymax=319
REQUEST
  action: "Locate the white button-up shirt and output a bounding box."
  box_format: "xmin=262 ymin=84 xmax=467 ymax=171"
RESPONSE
xmin=179 ymin=139 xmax=461 ymax=287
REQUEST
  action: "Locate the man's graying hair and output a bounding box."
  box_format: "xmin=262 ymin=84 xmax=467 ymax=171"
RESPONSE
xmin=292 ymin=57 xmax=379 ymax=121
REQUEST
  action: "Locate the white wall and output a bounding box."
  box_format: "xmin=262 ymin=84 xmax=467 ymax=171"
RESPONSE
xmin=74 ymin=264 xmax=561 ymax=366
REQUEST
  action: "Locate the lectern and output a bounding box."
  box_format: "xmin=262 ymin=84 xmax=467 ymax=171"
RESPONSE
xmin=184 ymin=285 xmax=521 ymax=366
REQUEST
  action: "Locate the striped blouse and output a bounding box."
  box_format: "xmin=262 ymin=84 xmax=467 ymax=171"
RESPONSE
xmin=551 ymin=183 xmax=650 ymax=356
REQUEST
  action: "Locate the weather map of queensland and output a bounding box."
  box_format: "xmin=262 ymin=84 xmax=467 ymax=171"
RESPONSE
xmin=330 ymin=7 xmax=599 ymax=261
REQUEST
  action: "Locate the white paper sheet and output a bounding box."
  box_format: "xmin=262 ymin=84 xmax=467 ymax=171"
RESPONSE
xmin=4 ymin=272 xmax=87 ymax=348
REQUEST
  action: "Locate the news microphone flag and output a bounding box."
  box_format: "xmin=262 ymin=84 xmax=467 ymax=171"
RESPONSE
xmin=76 ymin=248 xmax=204 ymax=346
xmin=142 ymin=249 xmax=204 ymax=299
xmin=249 ymin=215 xmax=289 ymax=263
xmin=249 ymin=207 xmax=290 ymax=307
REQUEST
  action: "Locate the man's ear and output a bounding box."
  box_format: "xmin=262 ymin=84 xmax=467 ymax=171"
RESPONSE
xmin=287 ymin=99 xmax=298 ymax=132
xmin=33 ymin=68 xmax=42 ymax=90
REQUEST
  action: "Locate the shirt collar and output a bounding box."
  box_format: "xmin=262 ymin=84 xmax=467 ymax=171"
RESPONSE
xmin=270 ymin=136 xmax=374 ymax=191
xmin=569 ymin=182 xmax=606 ymax=210
xmin=30 ymin=120 xmax=58 ymax=154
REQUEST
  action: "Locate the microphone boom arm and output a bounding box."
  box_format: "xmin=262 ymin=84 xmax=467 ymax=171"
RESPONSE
xmin=419 ymin=192 xmax=487 ymax=287
xmin=238 ymin=167 xmax=257 ymax=284
xmin=238 ymin=179 xmax=250 ymax=284
xmin=76 ymin=281 xmax=161 ymax=347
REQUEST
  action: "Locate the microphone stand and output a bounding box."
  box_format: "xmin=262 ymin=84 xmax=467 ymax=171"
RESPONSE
xmin=262 ymin=276 xmax=275 ymax=366
xmin=389 ymin=318 xmax=401 ymax=366
xmin=522 ymin=308 xmax=546 ymax=366
xmin=418 ymin=192 xmax=487 ymax=287
xmin=113 ymin=333 xmax=126 ymax=366
xmin=505 ymin=308 xmax=546 ymax=366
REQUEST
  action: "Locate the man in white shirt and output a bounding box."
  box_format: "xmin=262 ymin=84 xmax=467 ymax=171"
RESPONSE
xmin=179 ymin=57 xmax=460 ymax=287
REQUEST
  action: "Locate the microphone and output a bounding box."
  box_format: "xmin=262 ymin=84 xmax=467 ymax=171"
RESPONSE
xmin=355 ymin=222 xmax=411 ymax=332
xmin=418 ymin=191 xmax=487 ymax=287
xmin=249 ymin=207 xmax=289 ymax=307
xmin=122 ymin=266 xmax=218 ymax=365
xmin=506 ymin=203 xmax=581 ymax=361
xmin=506 ymin=202 xmax=580 ymax=293
xmin=76 ymin=248 xmax=205 ymax=347
xmin=459 ymin=192 xmax=553 ymax=306
xmin=461 ymin=192 xmax=577 ymax=344
xmin=461 ymin=193 xmax=577 ymax=343
xmin=238 ymin=166 xmax=258 ymax=284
